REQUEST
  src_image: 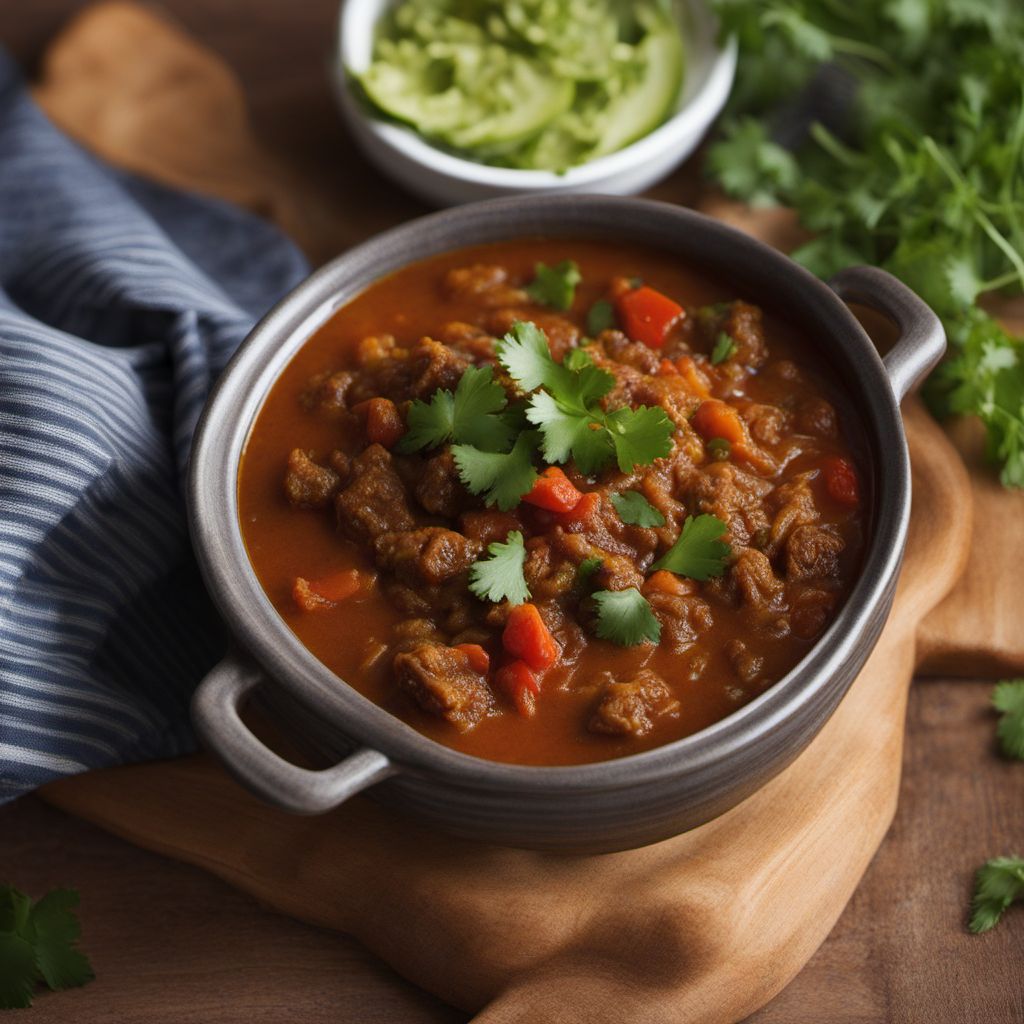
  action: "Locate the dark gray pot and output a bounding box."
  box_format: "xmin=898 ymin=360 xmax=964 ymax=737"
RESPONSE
xmin=188 ymin=195 xmax=945 ymax=853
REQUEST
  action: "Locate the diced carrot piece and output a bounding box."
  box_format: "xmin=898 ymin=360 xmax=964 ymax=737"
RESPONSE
xmin=502 ymin=603 xmax=561 ymax=672
xmin=642 ymin=570 xmax=698 ymax=597
xmin=821 ymin=455 xmax=860 ymax=507
xmin=523 ymin=466 xmax=583 ymax=514
xmin=460 ymin=510 xmax=522 ymax=545
xmin=615 ymin=285 xmax=684 ymax=349
xmin=292 ymin=569 xmax=371 ymax=611
xmin=353 ymin=397 xmax=404 ymax=448
xmin=691 ymin=399 xmax=748 ymax=447
xmin=674 ymin=356 xmax=711 ymax=398
xmin=455 ymin=643 xmax=490 ymax=675
xmin=658 ymin=358 xmax=679 ymax=377
xmin=494 ymin=659 xmax=541 ymax=718
xmin=556 ymin=490 xmax=600 ymax=529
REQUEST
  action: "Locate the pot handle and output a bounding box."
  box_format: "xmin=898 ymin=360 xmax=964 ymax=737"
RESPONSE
xmin=191 ymin=656 xmax=396 ymax=815
xmin=828 ymin=266 xmax=946 ymax=401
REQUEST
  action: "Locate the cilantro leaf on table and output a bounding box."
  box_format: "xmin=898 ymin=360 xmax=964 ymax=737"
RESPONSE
xmin=992 ymin=679 xmax=1024 ymax=760
xmin=711 ymin=332 xmax=737 ymax=365
xmin=651 ymin=514 xmax=731 ymax=579
xmin=611 ymin=490 xmax=666 ymax=527
xmin=526 ymin=259 xmax=581 ymax=311
xmin=586 ymin=299 xmax=616 ymax=336
xmin=468 ymin=530 xmax=529 ymax=605
xmin=0 ymin=885 xmax=93 ymax=1009
xmin=398 ymin=364 xmax=514 ymax=453
xmin=452 ymin=430 xmax=539 ymax=510
xmin=969 ymin=856 xmax=1024 ymax=933
xmin=591 ymin=588 xmax=661 ymax=646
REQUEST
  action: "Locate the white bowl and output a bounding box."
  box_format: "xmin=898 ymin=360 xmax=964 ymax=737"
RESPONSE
xmin=332 ymin=0 xmax=737 ymax=207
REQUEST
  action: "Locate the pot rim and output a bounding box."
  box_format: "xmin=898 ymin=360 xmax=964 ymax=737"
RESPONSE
xmin=188 ymin=194 xmax=910 ymax=794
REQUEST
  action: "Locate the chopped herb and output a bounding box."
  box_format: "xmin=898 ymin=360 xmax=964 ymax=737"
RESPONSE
xmin=992 ymin=679 xmax=1024 ymax=760
xmin=497 ymin=321 xmax=674 ymax=475
xmin=611 ymin=490 xmax=666 ymax=527
xmin=526 ymin=259 xmax=581 ymax=311
xmin=586 ymin=299 xmax=616 ymax=335
xmin=397 ymin=364 xmax=514 ymax=453
xmin=969 ymin=856 xmax=1024 ymax=934
xmin=711 ymin=332 xmax=737 ymax=365
xmin=0 ymin=885 xmax=94 ymax=1009
xmin=564 ymin=347 xmax=595 ymax=371
xmin=468 ymin=530 xmax=530 ymax=606
xmin=592 ymin=588 xmax=661 ymax=646
xmin=576 ymin=556 xmax=603 ymax=588
xmin=452 ymin=430 xmax=539 ymax=510
xmin=706 ymin=437 xmax=732 ymax=461
xmin=651 ymin=514 xmax=731 ymax=579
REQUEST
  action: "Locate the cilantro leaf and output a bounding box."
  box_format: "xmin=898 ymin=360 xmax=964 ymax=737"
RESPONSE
xmin=563 ymin=347 xmax=594 ymax=371
xmin=526 ymin=259 xmax=581 ymax=311
xmin=651 ymin=514 xmax=732 ymax=579
xmin=711 ymin=332 xmax=737 ymax=365
xmin=592 ymin=588 xmax=661 ymax=646
xmin=992 ymin=679 xmax=1024 ymax=759
xmin=969 ymin=856 xmax=1024 ymax=933
xmin=586 ymin=299 xmax=616 ymax=335
xmin=611 ymin=490 xmax=666 ymax=527
xmin=496 ymin=320 xmax=570 ymax=394
xmin=468 ymin=530 xmax=530 ymax=605
xmin=526 ymin=389 xmax=614 ymax=473
xmin=604 ymin=405 xmax=675 ymax=473
xmin=576 ymin=556 xmax=603 ymax=588
xmin=398 ymin=364 xmax=513 ymax=453
xmin=452 ymin=430 xmax=539 ymax=510
xmin=0 ymin=884 xmax=94 ymax=1009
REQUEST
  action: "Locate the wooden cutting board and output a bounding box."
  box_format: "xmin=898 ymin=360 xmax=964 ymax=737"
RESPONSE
xmin=21 ymin=3 xmax=1024 ymax=1021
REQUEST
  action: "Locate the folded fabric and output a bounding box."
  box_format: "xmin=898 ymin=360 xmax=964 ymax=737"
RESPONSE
xmin=0 ymin=50 xmax=308 ymax=801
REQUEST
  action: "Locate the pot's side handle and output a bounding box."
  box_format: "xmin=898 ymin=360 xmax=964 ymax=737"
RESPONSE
xmin=828 ymin=266 xmax=946 ymax=402
xmin=191 ymin=657 xmax=396 ymax=815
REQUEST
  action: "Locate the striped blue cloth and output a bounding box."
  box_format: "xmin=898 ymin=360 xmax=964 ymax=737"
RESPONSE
xmin=0 ymin=52 xmax=309 ymax=803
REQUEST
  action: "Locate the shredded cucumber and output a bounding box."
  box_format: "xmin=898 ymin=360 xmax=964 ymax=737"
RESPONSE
xmin=355 ymin=0 xmax=686 ymax=172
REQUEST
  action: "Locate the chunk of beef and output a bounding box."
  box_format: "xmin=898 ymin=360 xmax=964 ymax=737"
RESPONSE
xmin=726 ymin=638 xmax=764 ymax=685
xmin=348 ymin=337 xmax=470 ymax=405
xmin=301 ymin=370 xmax=354 ymax=414
xmin=461 ymin=509 xmax=523 ymax=546
xmin=796 ymin=398 xmax=838 ymax=439
xmin=732 ymin=548 xmax=786 ymax=612
xmin=522 ymin=539 xmax=578 ymax=601
xmin=766 ymin=475 xmax=819 ymax=550
xmin=789 ymin=585 xmax=838 ymax=639
xmin=786 ymin=525 xmax=844 ymax=582
xmin=443 ymin=264 xmax=529 ymax=307
xmin=684 ymin=462 xmax=772 ymax=546
xmin=595 ymin=329 xmax=661 ymax=374
xmin=335 ymin=444 xmax=415 ymax=543
xmin=550 ymin=530 xmax=645 ymax=592
xmin=486 ymin=308 xmax=580 ymax=360
xmin=394 ymin=642 xmax=494 ymax=732
xmin=588 ymin=669 xmax=679 ymax=737
xmin=742 ymin=403 xmax=791 ymax=447
xmin=415 ymin=450 xmax=466 ymax=517
xmin=646 ymin=592 xmax=714 ymax=653
xmin=374 ymin=527 xmax=482 ymax=586
xmin=696 ymin=301 xmax=769 ymax=369
xmin=284 ymin=449 xmax=341 ymax=510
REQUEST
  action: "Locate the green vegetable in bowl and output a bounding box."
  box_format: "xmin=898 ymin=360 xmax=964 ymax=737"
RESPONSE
xmin=355 ymin=0 xmax=686 ymax=172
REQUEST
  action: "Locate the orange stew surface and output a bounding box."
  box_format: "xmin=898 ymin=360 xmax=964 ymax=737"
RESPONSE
xmin=238 ymin=239 xmax=868 ymax=766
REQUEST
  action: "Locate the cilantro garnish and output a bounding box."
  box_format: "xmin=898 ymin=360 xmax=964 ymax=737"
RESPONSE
xmin=563 ymin=347 xmax=594 ymax=371
xmin=706 ymin=0 xmax=1024 ymax=488
xmin=992 ymin=679 xmax=1024 ymax=760
xmin=497 ymin=321 xmax=674 ymax=474
xmin=710 ymin=332 xmax=737 ymax=365
xmin=706 ymin=438 xmax=732 ymax=461
xmin=611 ymin=490 xmax=666 ymax=527
xmin=592 ymin=588 xmax=661 ymax=646
xmin=969 ymin=856 xmax=1024 ymax=934
xmin=397 ymin=364 xmax=514 ymax=454
xmin=0 ymin=885 xmax=94 ymax=1009
xmin=651 ymin=514 xmax=731 ymax=579
xmin=452 ymin=430 xmax=539 ymax=510
xmin=526 ymin=259 xmax=581 ymax=311
xmin=576 ymin=556 xmax=603 ymax=588
xmin=468 ymin=529 xmax=529 ymax=605
xmin=586 ymin=299 xmax=616 ymax=335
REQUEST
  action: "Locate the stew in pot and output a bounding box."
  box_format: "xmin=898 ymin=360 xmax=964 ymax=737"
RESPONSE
xmin=237 ymin=239 xmax=868 ymax=765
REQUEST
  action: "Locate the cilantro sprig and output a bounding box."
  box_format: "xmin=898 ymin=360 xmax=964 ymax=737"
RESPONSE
xmin=452 ymin=431 xmax=539 ymax=512
xmin=497 ymin=321 xmax=674 ymax=474
xmin=611 ymin=490 xmax=666 ymax=527
xmin=711 ymin=332 xmax=737 ymax=365
xmin=468 ymin=530 xmax=530 ymax=605
xmin=526 ymin=259 xmax=581 ymax=311
xmin=651 ymin=514 xmax=731 ymax=579
xmin=0 ymin=885 xmax=94 ymax=1009
xmin=592 ymin=588 xmax=661 ymax=646
xmin=969 ymin=856 xmax=1024 ymax=933
xmin=992 ymin=679 xmax=1024 ymax=760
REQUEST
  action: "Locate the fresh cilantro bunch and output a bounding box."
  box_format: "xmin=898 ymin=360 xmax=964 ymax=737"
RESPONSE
xmin=969 ymin=856 xmax=1024 ymax=933
xmin=0 ymin=884 xmax=94 ymax=1009
xmin=707 ymin=0 xmax=1024 ymax=486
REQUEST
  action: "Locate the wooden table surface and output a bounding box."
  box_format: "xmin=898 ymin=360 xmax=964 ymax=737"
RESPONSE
xmin=2 ymin=3 xmax=1022 ymax=1021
